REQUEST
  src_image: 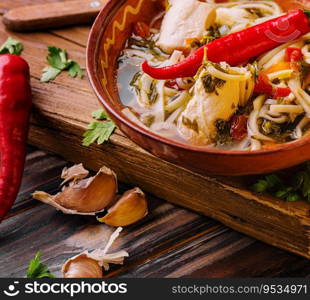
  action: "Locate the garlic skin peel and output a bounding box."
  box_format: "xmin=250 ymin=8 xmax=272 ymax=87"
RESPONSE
xmin=61 ymin=163 xmax=89 ymax=185
xmin=62 ymin=227 xmax=128 ymax=278
xmin=33 ymin=165 xmax=117 ymax=215
xmin=97 ymin=188 xmax=148 ymax=227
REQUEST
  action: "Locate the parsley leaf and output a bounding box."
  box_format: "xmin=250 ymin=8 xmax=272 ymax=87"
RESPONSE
xmin=251 ymin=162 xmax=310 ymax=203
xmin=68 ymin=61 xmax=84 ymax=78
xmin=92 ymin=109 xmax=108 ymax=120
xmin=83 ymin=121 xmax=116 ymax=146
xmin=41 ymin=46 xmax=84 ymax=82
xmin=83 ymin=110 xmax=116 ymax=146
xmin=0 ymin=37 xmax=23 ymax=55
xmin=26 ymin=252 xmax=55 ymax=278
xmin=46 ymin=46 xmax=69 ymax=70
xmin=41 ymin=67 xmax=62 ymax=83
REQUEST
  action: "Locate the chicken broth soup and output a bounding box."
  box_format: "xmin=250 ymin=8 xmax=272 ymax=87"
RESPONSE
xmin=117 ymin=0 xmax=310 ymax=151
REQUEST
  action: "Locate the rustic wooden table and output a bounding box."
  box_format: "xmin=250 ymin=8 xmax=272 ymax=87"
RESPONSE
xmin=1 ymin=146 xmax=309 ymax=278
xmin=0 ymin=0 xmax=310 ymax=278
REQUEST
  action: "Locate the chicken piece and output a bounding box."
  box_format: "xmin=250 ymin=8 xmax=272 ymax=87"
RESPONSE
xmin=216 ymin=7 xmax=251 ymax=27
xmin=177 ymin=63 xmax=254 ymax=145
xmin=157 ymin=0 xmax=216 ymax=54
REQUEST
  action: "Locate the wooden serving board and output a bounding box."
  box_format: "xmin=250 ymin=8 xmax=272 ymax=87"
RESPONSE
xmin=0 ymin=3 xmax=309 ymax=260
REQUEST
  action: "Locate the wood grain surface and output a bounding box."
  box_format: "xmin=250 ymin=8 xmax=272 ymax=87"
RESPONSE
xmin=0 ymin=147 xmax=309 ymax=278
xmin=0 ymin=0 xmax=309 ymax=277
xmin=0 ymin=1 xmax=310 ymax=258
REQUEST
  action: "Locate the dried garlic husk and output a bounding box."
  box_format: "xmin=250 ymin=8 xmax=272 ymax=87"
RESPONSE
xmin=61 ymin=163 xmax=89 ymax=185
xmin=33 ymin=165 xmax=117 ymax=215
xmin=97 ymin=188 xmax=148 ymax=227
xmin=62 ymin=227 xmax=128 ymax=278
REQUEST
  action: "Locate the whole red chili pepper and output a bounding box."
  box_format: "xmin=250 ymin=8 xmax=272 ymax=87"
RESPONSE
xmin=0 ymin=54 xmax=32 ymax=221
xmin=142 ymin=10 xmax=310 ymax=80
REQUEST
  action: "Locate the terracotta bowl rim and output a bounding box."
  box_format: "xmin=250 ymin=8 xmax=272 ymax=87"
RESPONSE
xmin=86 ymin=0 xmax=310 ymax=157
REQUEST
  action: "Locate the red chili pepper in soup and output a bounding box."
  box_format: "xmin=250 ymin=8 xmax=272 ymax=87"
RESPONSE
xmin=142 ymin=10 xmax=310 ymax=80
xmin=230 ymin=115 xmax=248 ymax=141
xmin=285 ymin=47 xmax=303 ymax=62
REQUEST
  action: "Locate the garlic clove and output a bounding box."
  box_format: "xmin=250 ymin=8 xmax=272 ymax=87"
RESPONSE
xmin=97 ymin=188 xmax=148 ymax=227
xmin=62 ymin=250 xmax=129 ymax=278
xmin=33 ymin=166 xmax=117 ymax=215
xmin=63 ymin=254 xmax=103 ymax=278
xmin=62 ymin=227 xmax=128 ymax=278
xmin=61 ymin=163 xmax=89 ymax=186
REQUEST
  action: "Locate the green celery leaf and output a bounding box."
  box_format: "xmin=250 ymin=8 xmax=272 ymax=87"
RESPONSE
xmin=27 ymin=252 xmax=54 ymax=278
xmin=286 ymin=193 xmax=300 ymax=202
xmin=41 ymin=46 xmax=84 ymax=82
xmin=41 ymin=66 xmax=62 ymax=83
xmin=292 ymin=172 xmax=305 ymax=190
xmin=46 ymin=46 xmax=69 ymax=70
xmin=265 ymin=174 xmax=283 ymax=189
xmin=251 ymin=179 xmax=269 ymax=193
xmin=83 ymin=121 xmax=116 ymax=147
xmin=275 ymin=187 xmax=291 ymax=199
xmin=92 ymin=109 xmax=108 ymax=121
xmin=68 ymin=61 xmax=84 ymax=78
xmin=251 ymin=162 xmax=310 ymax=203
xmin=0 ymin=37 xmax=23 ymax=55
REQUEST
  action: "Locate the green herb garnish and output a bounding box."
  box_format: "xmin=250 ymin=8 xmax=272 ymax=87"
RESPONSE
xmin=147 ymin=80 xmax=159 ymax=104
xmin=41 ymin=46 xmax=84 ymax=82
xmin=258 ymin=114 xmax=305 ymax=142
xmin=0 ymin=37 xmax=23 ymax=55
xmin=83 ymin=109 xmax=116 ymax=146
xmin=68 ymin=61 xmax=84 ymax=78
xmin=251 ymin=162 xmax=310 ymax=202
xmin=206 ymin=25 xmax=222 ymax=39
xmin=215 ymin=119 xmax=232 ymax=145
xmin=245 ymin=7 xmax=264 ymax=18
xmin=182 ymin=116 xmax=199 ymax=133
xmin=127 ymin=37 xmax=167 ymax=60
xmin=92 ymin=109 xmax=109 ymax=120
xmin=27 ymin=252 xmax=55 ymax=278
xmin=201 ymin=74 xmax=226 ymax=94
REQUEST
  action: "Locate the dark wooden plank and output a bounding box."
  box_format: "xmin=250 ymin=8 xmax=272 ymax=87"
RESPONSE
xmin=0 ymin=196 xmax=221 ymax=277
xmin=188 ymin=242 xmax=310 ymax=278
xmin=1 ymin=147 xmax=309 ymax=278
xmin=119 ymin=235 xmax=310 ymax=278
xmin=18 ymin=147 xmax=67 ymax=202
xmin=4 ymin=147 xmax=67 ymax=220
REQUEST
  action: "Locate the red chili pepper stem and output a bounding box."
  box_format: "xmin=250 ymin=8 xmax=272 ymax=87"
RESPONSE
xmin=304 ymin=10 xmax=310 ymax=18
